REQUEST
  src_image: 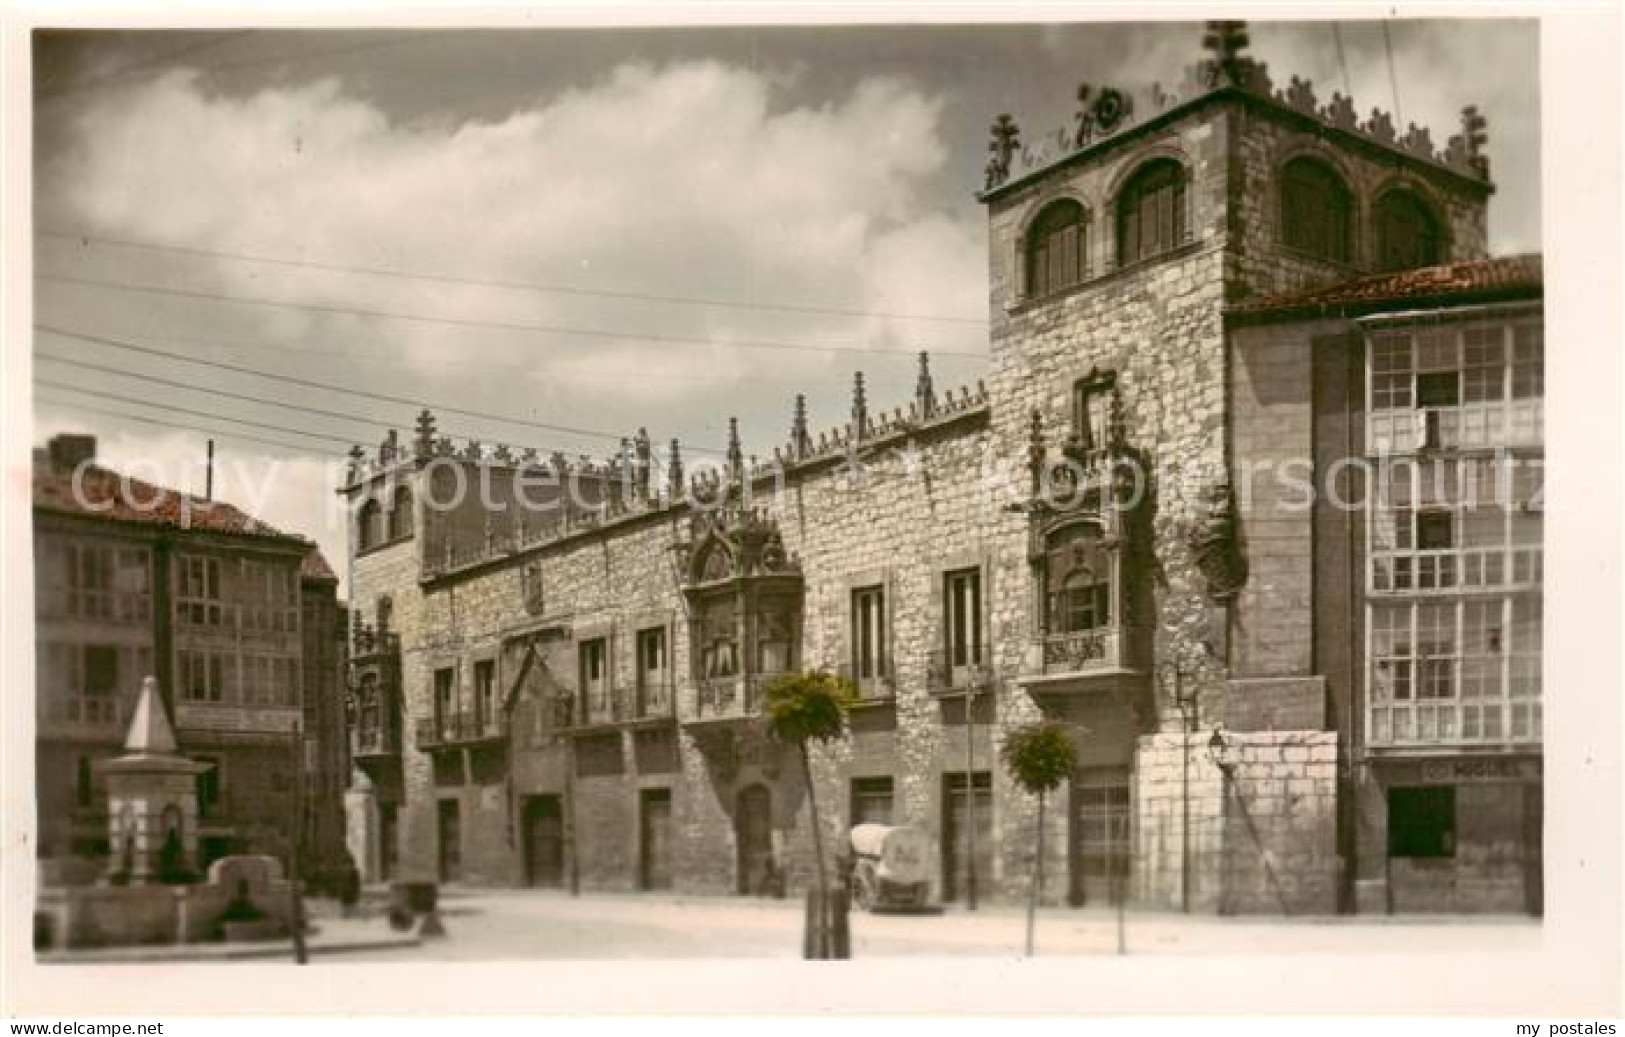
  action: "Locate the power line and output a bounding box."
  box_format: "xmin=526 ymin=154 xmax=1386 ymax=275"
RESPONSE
xmin=38 ymin=227 xmax=989 ymax=327
xmin=33 ymin=387 xmax=346 ymax=457
xmin=35 ymin=351 xmax=424 ymax=435
xmin=35 ymin=272 xmax=989 ymax=360
xmin=35 ymin=377 xmax=365 ymax=448
xmin=34 ymin=323 xmax=729 ymax=455
xmin=1330 ymin=23 xmax=1352 ymax=98
xmin=1382 ymin=22 xmax=1403 ymax=128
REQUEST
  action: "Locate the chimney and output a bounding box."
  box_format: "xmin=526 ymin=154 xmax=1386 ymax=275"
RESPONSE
xmin=48 ymin=434 xmax=97 ymax=472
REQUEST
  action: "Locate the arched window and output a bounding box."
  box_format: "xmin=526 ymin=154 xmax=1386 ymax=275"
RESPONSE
xmin=357 ymin=499 xmax=382 ymax=551
xmin=388 ymin=484 xmax=413 ymax=540
xmin=1116 ymin=159 xmax=1187 ymax=267
xmin=1025 ymin=199 xmax=1089 ymax=298
xmin=1044 ymin=522 xmax=1113 ymax=635
xmin=1374 ymin=189 xmax=1443 ymax=272
xmin=1281 ymin=157 xmax=1352 ymax=262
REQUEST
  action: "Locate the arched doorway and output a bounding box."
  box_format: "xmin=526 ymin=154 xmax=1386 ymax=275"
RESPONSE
xmin=735 ymin=784 xmax=773 ymax=895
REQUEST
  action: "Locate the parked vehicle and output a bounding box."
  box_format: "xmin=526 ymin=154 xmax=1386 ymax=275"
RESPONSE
xmin=846 ymin=823 xmax=931 ymax=911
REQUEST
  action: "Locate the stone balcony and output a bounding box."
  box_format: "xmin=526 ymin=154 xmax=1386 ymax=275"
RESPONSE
xmin=352 ymin=722 xmax=400 ymax=761
xmin=414 ymin=710 xmax=505 ymax=750
xmin=1015 ymin=623 xmax=1145 ymax=697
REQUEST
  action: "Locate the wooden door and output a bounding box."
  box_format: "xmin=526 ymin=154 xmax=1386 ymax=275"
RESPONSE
xmin=735 ymin=784 xmax=773 ymax=895
xmin=640 ymin=789 xmax=673 ymax=891
xmin=942 ymin=773 xmax=993 ymax=902
xmin=523 ymin=796 xmax=565 ymax=889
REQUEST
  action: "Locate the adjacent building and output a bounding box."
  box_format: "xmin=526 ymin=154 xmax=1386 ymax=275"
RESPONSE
xmin=33 ymin=433 xmax=350 ymax=885
xmin=340 ymin=24 xmax=1541 ymax=913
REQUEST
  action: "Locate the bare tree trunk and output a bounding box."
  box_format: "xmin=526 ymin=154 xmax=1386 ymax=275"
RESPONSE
xmin=1026 ymin=789 xmax=1046 ymax=957
xmin=800 ymin=742 xmax=829 ymax=957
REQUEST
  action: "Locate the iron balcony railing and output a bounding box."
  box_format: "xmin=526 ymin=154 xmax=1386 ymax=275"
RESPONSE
xmin=836 ymin=659 xmax=897 ymax=702
xmin=632 ymin=675 xmax=675 ymax=720
xmin=415 ymin=710 xmax=505 ymax=749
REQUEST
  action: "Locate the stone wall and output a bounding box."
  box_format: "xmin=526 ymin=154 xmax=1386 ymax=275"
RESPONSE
xmin=1135 ymin=730 xmax=1338 ymax=914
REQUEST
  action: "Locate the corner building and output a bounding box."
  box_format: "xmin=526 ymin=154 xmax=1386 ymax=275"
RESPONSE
xmin=342 ymin=25 xmax=1540 ymax=914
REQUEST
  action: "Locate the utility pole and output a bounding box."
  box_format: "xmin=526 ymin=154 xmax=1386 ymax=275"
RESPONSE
xmin=204 ymin=439 xmax=214 ymax=501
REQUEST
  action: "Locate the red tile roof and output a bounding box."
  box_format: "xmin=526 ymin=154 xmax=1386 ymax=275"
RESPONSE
xmin=300 ymin=547 xmax=339 ymax=583
xmin=1230 ymin=254 xmax=1542 ymax=322
xmin=35 ymin=460 xmax=295 ymax=540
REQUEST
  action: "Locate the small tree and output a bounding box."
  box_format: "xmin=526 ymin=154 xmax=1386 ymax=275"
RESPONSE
xmin=1001 ymin=721 xmax=1077 ymax=956
xmin=762 ymin=669 xmax=857 ymax=956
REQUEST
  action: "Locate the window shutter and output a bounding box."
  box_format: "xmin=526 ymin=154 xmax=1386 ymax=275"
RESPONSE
xmin=1053 ymin=223 xmax=1077 ymax=290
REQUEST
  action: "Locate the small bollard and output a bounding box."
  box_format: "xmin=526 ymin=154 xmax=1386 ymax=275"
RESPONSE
xmin=418 ymin=908 xmax=446 ymax=938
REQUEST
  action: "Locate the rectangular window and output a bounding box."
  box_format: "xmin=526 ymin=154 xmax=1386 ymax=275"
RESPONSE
xmin=944 ymin=568 xmax=983 ymax=672
xmin=1075 ymin=770 xmax=1132 ymax=882
xmin=851 ymin=586 xmax=888 ymax=684
xmin=196 ymin=757 xmax=222 ymax=819
xmin=179 ymin=650 xmax=229 ymax=703
xmin=579 ymin=638 xmax=609 ymax=719
xmin=851 ymin=777 xmax=895 ymax=827
xmin=434 ymin=667 xmax=456 ymax=726
xmin=636 ymin=627 xmax=669 ymax=715
xmin=177 ymin=555 xmax=225 ymax=627
xmin=1388 ymin=786 xmax=1455 ymax=858
xmin=1415 ymin=510 xmax=1454 ymax=550
xmin=83 ymin=645 xmax=119 ymax=698
xmin=474 ymin=659 xmax=496 ymax=730
xmin=1416 ymin=371 xmax=1460 ymax=408
xmin=1070 ymin=380 xmax=1111 ymax=453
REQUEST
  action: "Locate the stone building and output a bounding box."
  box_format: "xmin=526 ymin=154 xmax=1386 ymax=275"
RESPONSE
xmin=340 ymin=23 xmax=1541 ymax=914
xmin=33 ymin=433 xmax=350 ymax=886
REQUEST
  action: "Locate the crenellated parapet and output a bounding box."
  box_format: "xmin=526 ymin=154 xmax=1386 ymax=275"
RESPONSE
xmin=981 ymin=19 xmax=1492 ymax=196
xmin=362 ymin=351 xmax=991 ymax=582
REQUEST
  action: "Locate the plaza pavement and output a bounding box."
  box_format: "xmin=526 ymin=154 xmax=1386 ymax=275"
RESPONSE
xmin=313 ymin=888 xmax=1540 ymax=961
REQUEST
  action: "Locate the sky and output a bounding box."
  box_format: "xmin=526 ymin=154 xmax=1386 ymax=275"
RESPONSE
xmin=30 ymin=19 xmax=1541 ymax=595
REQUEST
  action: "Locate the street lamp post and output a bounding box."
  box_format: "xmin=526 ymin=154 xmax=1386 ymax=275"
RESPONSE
xmin=1207 ymin=725 xmax=1238 ymax=916
xmin=1161 ymin=664 xmax=1199 ymax=914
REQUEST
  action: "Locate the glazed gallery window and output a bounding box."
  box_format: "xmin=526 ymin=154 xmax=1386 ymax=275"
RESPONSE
xmin=177 ymin=555 xmax=225 ymax=627
xmin=1367 ymin=596 xmax=1542 ymax=745
xmin=240 ymin=559 xmax=298 ymax=634
xmin=1368 ymin=456 xmax=1543 ymax=594
xmin=1388 ymin=786 xmax=1455 ymax=858
xmin=1366 ymin=321 xmax=1544 ymax=453
xmin=1043 ymin=523 xmax=1112 ymax=635
xmin=39 ymin=642 xmax=150 ymax=725
xmin=1280 ymin=157 xmax=1352 ymax=262
xmin=1116 ymin=159 xmax=1187 ymax=266
xmin=178 ymin=649 xmax=230 ymax=703
xmin=40 ymin=541 xmax=150 ymax=623
xmin=241 ymin=654 xmax=298 ymax=707
xmin=1025 ymin=199 xmax=1089 ymax=298
xmin=851 ymin=585 xmax=888 ymax=684
xmin=1374 ymin=189 xmax=1443 ymax=272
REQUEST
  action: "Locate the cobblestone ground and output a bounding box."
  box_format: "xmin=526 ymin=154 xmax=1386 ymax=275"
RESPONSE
xmin=313 ymin=889 xmax=1540 ymax=961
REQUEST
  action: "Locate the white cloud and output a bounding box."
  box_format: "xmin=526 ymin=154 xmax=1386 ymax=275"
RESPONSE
xmin=43 ymin=60 xmax=988 ymax=398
